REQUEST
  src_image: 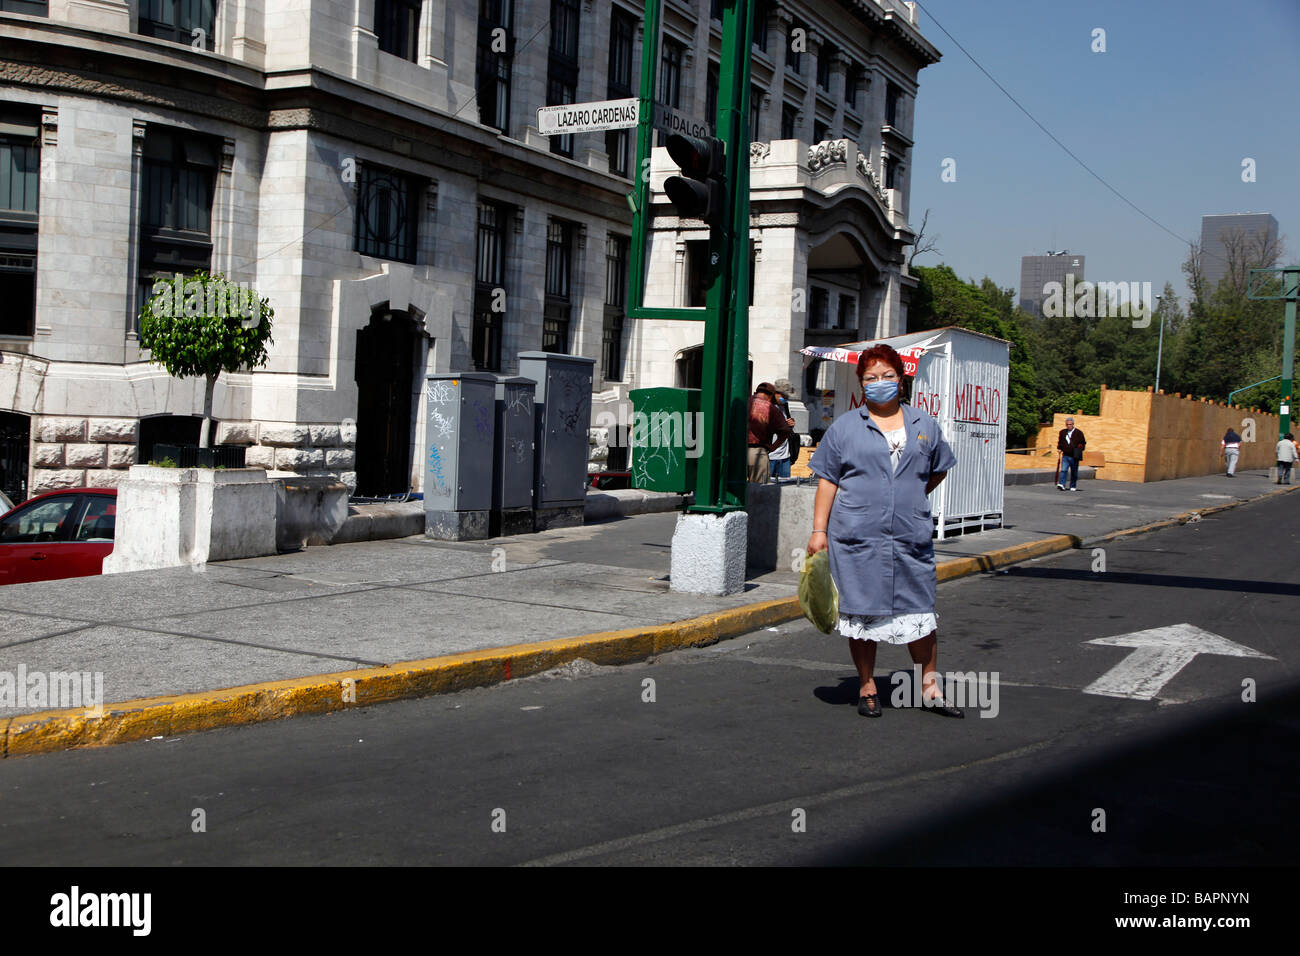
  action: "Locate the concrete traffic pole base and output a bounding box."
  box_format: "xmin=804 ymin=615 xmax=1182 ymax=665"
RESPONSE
xmin=670 ymin=510 xmax=748 ymax=595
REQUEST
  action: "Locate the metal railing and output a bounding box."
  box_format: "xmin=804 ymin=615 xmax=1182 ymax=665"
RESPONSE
xmin=150 ymin=444 xmax=247 ymax=468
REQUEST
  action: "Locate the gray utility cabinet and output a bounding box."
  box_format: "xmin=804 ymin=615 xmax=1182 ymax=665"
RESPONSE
xmin=492 ymin=375 xmax=536 ymax=537
xmin=493 ymin=376 xmax=535 ymax=510
xmin=518 ymin=351 xmax=595 ymax=512
xmin=423 ymin=372 xmax=496 ymax=540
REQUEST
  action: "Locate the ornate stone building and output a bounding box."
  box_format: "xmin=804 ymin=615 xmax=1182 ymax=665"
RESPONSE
xmin=0 ymin=0 xmax=935 ymax=500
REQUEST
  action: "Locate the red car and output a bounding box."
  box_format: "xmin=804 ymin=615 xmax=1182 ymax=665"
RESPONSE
xmin=0 ymin=489 xmax=117 ymax=585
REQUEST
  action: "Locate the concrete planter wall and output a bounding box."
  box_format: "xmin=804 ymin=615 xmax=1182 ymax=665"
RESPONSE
xmin=746 ymin=482 xmax=817 ymax=573
xmin=276 ymin=476 xmax=349 ymax=550
xmin=103 ymin=465 xmax=277 ymax=573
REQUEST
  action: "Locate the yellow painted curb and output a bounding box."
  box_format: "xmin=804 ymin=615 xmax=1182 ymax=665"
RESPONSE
xmin=2 ymin=597 xmax=800 ymax=758
xmin=936 ymin=534 xmax=1079 ymax=581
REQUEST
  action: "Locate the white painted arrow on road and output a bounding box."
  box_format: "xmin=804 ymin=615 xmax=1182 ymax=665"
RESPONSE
xmin=1082 ymin=623 xmax=1275 ymax=700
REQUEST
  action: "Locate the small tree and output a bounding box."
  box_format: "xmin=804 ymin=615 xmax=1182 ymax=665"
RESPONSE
xmin=138 ymin=270 xmax=274 ymax=448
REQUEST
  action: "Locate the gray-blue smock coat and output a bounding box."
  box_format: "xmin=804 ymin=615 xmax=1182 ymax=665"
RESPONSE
xmin=809 ymin=404 xmax=957 ymax=617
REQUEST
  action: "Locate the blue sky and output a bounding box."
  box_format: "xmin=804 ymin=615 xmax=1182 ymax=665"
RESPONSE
xmin=906 ymin=0 xmax=1300 ymax=305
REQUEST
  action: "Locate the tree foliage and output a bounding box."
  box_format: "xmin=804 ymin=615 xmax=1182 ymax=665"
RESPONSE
xmin=138 ymin=270 xmax=274 ymax=447
xmin=1165 ymin=235 xmax=1289 ymax=409
xmin=909 ymin=226 xmax=1291 ymax=447
xmin=138 ymin=270 xmax=274 ymax=380
xmin=910 ymin=264 xmax=1037 ymax=448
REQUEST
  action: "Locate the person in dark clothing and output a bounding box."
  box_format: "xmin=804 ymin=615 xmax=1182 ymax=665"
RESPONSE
xmin=1056 ymin=417 xmax=1086 ymax=491
xmin=1221 ymin=428 xmax=1242 ymax=477
xmin=747 ymin=383 xmax=793 ymax=484
xmin=768 ymin=385 xmax=798 ymax=479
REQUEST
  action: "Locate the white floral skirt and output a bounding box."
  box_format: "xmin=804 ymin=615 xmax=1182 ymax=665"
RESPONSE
xmin=837 ymin=612 xmax=938 ymax=644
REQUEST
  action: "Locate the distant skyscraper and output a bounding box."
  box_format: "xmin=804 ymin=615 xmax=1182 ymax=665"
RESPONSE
xmin=1199 ymin=214 xmax=1280 ymax=290
xmin=1019 ymin=252 xmax=1085 ymax=317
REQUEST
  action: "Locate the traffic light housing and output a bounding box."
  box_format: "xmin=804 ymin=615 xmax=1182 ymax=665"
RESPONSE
xmin=664 ymin=134 xmax=725 ymax=229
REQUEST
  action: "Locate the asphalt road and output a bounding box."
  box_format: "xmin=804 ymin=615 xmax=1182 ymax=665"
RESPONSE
xmin=1 ymin=493 xmax=1296 ymax=866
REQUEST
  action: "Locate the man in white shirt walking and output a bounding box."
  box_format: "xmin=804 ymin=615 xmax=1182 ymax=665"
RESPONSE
xmin=1275 ymin=432 xmax=1297 ymax=485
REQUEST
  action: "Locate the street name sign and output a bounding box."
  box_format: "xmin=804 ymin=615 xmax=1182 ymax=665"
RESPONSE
xmin=537 ymin=98 xmax=639 ymax=135
xmin=653 ymin=103 xmax=711 ymax=140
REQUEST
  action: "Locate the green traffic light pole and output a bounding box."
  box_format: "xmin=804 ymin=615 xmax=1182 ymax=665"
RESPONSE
xmin=1246 ymin=267 xmax=1299 ymax=436
xmin=627 ymin=0 xmax=753 ymax=513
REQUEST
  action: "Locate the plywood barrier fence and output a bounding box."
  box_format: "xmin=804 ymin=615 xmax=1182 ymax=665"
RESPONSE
xmin=1022 ymin=386 xmax=1280 ymax=482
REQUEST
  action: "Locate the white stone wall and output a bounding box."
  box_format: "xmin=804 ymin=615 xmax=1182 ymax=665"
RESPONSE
xmin=227 ymin=420 xmax=359 ymax=493
xmin=30 ymin=97 xmax=133 ymax=364
xmin=29 ymin=417 xmax=138 ymax=495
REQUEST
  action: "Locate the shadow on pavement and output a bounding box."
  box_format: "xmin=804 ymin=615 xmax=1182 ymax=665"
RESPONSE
xmin=810 ymin=678 xmax=1300 ymax=865
xmin=999 ymin=566 xmax=1300 ymax=596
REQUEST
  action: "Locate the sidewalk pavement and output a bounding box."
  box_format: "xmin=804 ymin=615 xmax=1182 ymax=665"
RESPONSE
xmin=2 ymin=467 xmax=1294 ymax=756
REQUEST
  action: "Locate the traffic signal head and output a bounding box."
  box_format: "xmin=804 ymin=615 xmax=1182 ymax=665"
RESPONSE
xmin=664 ymin=134 xmax=725 ymax=229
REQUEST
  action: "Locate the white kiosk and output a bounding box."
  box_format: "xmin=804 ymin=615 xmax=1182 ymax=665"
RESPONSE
xmin=800 ymin=327 xmax=1010 ymax=539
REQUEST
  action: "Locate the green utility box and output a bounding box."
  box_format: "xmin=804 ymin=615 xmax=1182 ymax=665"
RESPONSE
xmin=628 ymin=387 xmax=701 ymax=493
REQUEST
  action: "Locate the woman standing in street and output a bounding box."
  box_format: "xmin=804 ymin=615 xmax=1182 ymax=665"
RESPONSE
xmin=805 ymin=345 xmax=961 ymax=719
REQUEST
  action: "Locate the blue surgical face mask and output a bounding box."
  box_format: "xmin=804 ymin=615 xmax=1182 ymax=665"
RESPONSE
xmin=864 ymin=380 xmax=899 ymax=403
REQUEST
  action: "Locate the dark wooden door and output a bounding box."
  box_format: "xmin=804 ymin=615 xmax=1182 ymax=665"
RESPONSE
xmin=355 ymin=312 xmax=416 ymax=496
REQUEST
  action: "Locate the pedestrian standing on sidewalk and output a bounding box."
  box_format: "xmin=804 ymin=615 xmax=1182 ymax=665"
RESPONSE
xmin=767 ymin=385 xmax=797 ymax=480
xmin=805 ymin=344 xmax=961 ymax=719
xmin=1276 ymin=432 xmax=1297 ymax=485
xmin=1221 ymin=427 xmax=1242 ymax=477
xmin=747 ymin=383 xmax=792 ymax=484
xmin=1056 ymin=417 xmax=1086 ymax=491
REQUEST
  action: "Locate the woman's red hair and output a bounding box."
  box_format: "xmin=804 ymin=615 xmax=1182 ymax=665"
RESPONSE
xmin=855 ymin=344 xmax=905 ymax=381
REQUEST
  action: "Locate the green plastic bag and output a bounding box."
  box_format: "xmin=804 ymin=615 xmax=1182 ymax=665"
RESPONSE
xmin=798 ymin=549 xmax=839 ymax=633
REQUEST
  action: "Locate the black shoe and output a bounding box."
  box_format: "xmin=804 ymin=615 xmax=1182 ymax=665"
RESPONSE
xmin=858 ymin=694 xmax=882 ymax=718
xmin=923 ymin=694 xmax=965 ymax=718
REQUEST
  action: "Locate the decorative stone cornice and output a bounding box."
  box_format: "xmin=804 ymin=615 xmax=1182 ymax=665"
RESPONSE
xmin=750 ymin=142 xmax=771 ymax=163
xmin=751 ymin=212 xmax=800 ymax=227
xmin=855 ymin=150 xmax=888 ymax=205
xmin=807 ymin=138 xmax=847 ymax=173
xmin=266 ymin=108 xmax=325 ymax=130
xmin=0 ymin=60 xmax=264 ymax=129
